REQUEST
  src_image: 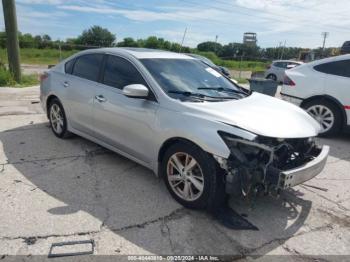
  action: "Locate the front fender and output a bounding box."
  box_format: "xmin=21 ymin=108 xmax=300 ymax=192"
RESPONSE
xmin=155 ymin=108 xmax=257 ymax=160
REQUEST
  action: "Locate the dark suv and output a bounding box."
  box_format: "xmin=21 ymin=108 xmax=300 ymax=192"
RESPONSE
xmin=341 ymin=41 xmax=350 ymax=54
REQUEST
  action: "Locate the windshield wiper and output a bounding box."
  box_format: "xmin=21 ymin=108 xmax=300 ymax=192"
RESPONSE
xmin=168 ymin=90 xmax=206 ymax=98
xmin=197 ymin=86 xmax=247 ymax=95
xmin=168 ymin=90 xmax=240 ymax=101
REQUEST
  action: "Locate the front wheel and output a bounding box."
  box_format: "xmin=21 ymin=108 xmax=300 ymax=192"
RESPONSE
xmin=161 ymin=142 xmax=226 ymax=210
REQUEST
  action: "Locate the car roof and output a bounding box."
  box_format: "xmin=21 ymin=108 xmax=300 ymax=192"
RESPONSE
xmin=273 ymin=60 xmax=303 ymax=63
xmin=306 ymin=54 xmax=350 ymax=66
xmin=78 ymin=47 xmax=194 ymax=60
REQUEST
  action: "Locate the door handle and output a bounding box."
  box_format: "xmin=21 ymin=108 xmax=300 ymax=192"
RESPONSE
xmin=63 ymin=81 xmax=69 ymax=88
xmin=95 ymin=95 xmax=107 ymax=103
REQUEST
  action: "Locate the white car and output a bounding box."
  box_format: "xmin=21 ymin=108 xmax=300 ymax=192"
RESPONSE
xmin=265 ymin=60 xmax=303 ymax=82
xmin=281 ymin=54 xmax=350 ymax=136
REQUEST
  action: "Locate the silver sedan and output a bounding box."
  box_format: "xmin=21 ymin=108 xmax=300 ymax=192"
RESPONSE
xmin=40 ymin=48 xmax=328 ymax=209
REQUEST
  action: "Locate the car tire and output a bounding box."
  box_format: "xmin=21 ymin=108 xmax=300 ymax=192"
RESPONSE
xmin=48 ymin=98 xmax=71 ymax=138
xmin=161 ymin=142 xmax=226 ymax=210
xmin=302 ymin=99 xmax=342 ymax=136
xmin=266 ymin=74 xmax=277 ymax=81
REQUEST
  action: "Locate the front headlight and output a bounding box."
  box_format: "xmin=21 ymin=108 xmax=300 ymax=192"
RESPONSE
xmin=218 ymin=131 xmax=275 ymax=159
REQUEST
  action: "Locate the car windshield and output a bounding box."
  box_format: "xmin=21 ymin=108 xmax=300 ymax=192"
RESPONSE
xmin=141 ymin=58 xmax=245 ymax=101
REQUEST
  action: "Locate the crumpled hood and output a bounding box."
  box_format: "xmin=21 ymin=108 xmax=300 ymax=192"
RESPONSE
xmin=185 ymin=92 xmax=321 ymax=138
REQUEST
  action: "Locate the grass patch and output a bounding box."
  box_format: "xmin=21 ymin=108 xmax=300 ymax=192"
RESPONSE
xmin=0 ymin=66 xmax=16 ymax=86
xmin=0 ymin=66 xmax=39 ymax=87
xmin=1 ymin=48 xmax=269 ymax=71
xmin=0 ymin=48 xmax=78 ymax=65
xmin=236 ymin=78 xmax=249 ymax=84
xmin=15 ymin=74 xmax=39 ymax=87
xmin=194 ymin=51 xmax=269 ymax=71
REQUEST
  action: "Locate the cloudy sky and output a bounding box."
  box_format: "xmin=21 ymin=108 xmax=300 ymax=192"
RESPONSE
xmin=0 ymin=0 xmax=349 ymax=48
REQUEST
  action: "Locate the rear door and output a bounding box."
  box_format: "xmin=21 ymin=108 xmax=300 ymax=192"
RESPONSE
xmin=64 ymin=53 xmax=104 ymax=136
xmin=93 ymin=55 xmax=159 ymax=164
xmin=274 ymin=61 xmax=288 ymax=81
xmin=314 ymin=59 xmax=350 ymax=125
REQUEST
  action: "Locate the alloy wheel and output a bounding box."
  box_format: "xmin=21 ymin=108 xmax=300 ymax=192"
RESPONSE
xmin=307 ymin=105 xmax=335 ymax=133
xmin=167 ymin=152 xmax=204 ymax=201
xmin=50 ymin=104 xmax=64 ymax=134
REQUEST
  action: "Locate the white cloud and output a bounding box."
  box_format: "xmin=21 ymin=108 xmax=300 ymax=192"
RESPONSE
xmin=16 ymin=0 xmax=64 ymax=4
xmin=1 ymin=0 xmax=349 ymax=47
xmin=234 ymin=0 xmax=350 ymax=33
xmin=155 ymin=29 xmax=214 ymax=47
xmin=58 ymin=5 xmax=228 ymax=23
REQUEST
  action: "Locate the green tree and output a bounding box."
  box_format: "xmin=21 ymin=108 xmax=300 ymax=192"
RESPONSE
xmin=76 ymin=25 xmax=116 ymax=47
xmin=163 ymin=40 xmax=171 ymax=50
xmin=170 ymin=43 xmax=181 ymax=52
xmin=42 ymin=34 xmax=51 ymax=41
xmin=19 ymin=33 xmax=35 ymax=48
xmin=144 ymin=36 xmax=162 ymax=49
xmin=33 ymin=35 xmax=43 ymax=48
xmin=197 ymin=41 xmax=222 ymax=55
xmin=117 ymin=37 xmax=139 ymax=47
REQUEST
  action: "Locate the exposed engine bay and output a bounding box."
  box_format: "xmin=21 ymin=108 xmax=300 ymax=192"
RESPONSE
xmin=216 ymin=131 xmax=325 ymax=199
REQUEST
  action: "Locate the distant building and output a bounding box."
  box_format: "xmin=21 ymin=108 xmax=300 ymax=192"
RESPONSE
xmin=243 ymin=32 xmax=257 ymax=45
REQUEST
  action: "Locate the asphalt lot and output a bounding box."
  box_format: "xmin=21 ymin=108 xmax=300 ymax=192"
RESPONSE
xmin=0 ymin=86 xmax=349 ymax=259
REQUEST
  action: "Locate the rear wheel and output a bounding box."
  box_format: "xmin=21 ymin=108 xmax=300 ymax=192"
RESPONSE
xmin=303 ymin=99 xmax=342 ymax=136
xmin=266 ymin=74 xmax=277 ymax=81
xmin=161 ymin=142 xmax=226 ymax=210
xmin=48 ymin=98 xmax=71 ymax=138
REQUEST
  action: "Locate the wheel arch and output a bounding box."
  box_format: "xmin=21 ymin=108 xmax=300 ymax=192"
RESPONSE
xmin=266 ymin=73 xmax=277 ymax=79
xmin=301 ymin=95 xmax=347 ymax=127
xmin=157 ymin=137 xmax=204 ymax=164
xmin=46 ymin=94 xmax=59 ymax=118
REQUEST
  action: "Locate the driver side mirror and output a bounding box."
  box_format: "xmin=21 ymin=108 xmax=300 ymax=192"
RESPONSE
xmin=122 ymin=84 xmax=149 ymax=99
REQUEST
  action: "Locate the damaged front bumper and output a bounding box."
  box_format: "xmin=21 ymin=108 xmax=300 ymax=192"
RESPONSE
xmin=216 ymin=132 xmax=330 ymax=196
xmin=279 ymin=145 xmax=329 ymax=189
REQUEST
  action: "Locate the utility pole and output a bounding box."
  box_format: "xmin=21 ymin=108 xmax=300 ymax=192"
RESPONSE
xmin=321 ymin=32 xmax=329 ymax=57
xmin=179 ymin=27 xmax=187 ymax=53
xmin=214 ymin=35 xmax=218 ymax=54
xmin=280 ymin=40 xmax=286 ymax=60
xmin=2 ymin=0 xmax=21 ymax=82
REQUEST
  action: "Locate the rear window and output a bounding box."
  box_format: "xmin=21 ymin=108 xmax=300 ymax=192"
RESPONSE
xmin=72 ymin=54 xmax=103 ymax=82
xmin=274 ymin=62 xmax=288 ymax=68
xmin=314 ymin=59 xmax=350 ymax=78
xmin=65 ymin=59 xmax=75 ymax=74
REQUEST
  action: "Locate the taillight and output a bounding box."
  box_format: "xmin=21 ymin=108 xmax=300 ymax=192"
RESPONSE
xmin=283 ymin=74 xmax=295 ymax=86
xmin=39 ymin=72 xmax=48 ymax=82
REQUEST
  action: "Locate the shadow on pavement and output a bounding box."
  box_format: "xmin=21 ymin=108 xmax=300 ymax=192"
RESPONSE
xmin=318 ymin=133 xmax=350 ymax=162
xmin=0 ymin=122 xmax=318 ymax=256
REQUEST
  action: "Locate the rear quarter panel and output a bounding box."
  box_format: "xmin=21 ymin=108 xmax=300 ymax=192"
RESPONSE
xmin=282 ymin=65 xmax=325 ymax=99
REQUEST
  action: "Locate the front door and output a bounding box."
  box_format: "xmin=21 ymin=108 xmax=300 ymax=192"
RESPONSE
xmin=93 ymin=55 xmax=159 ymax=164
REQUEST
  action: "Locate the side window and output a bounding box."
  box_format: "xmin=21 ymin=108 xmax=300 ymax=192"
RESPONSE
xmin=72 ymin=54 xmax=103 ymax=82
xmin=65 ymin=59 xmax=75 ymax=74
xmin=273 ymin=62 xmax=281 ymax=68
xmin=274 ymin=62 xmax=287 ymax=68
xmin=102 ymin=55 xmax=147 ymax=89
xmin=314 ymin=60 xmax=350 ymax=78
